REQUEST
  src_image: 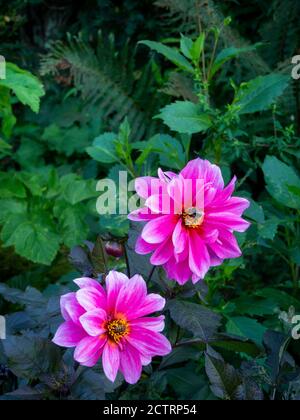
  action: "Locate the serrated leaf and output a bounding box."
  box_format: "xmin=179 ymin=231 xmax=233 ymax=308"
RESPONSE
xmin=210 ymin=45 xmax=260 ymax=79
xmin=205 ymin=347 xmax=243 ymax=400
xmin=158 ymin=101 xmax=212 ymax=134
xmin=86 ymin=132 xmax=118 ymax=164
xmin=234 ymin=74 xmax=289 ymax=114
xmin=168 ymin=300 xmax=221 ymax=342
xmin=55 ymin=202 xmax=89 ymax=248
xmin=1 ymin=213 xmax=60 ymax=265
xmin=140 ymin=40 xmax=194 ymax=73
xmin=0 ymin=63 xmax=45 ymax=113
xmin=262 ymin=156 xmax=300 ymax=209
xmin=226 ymin=316 xmax=267 ymax=347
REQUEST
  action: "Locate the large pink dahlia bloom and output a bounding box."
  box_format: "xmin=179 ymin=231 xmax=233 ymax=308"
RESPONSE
xmin=53 ymin=271 xmax=171 ymax=384
xmin=128 ymin=158 xmax=250 ymax=285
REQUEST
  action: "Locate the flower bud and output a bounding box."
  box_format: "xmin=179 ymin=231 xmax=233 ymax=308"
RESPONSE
xmin=105 ymin=242 xmax=124 ymax=258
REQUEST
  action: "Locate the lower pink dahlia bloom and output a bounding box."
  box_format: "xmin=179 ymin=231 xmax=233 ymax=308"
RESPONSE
xmin=53 ymin=272 xmax=171 ymax=384
xmin=128 ymin=158 xmax=250 ymax=284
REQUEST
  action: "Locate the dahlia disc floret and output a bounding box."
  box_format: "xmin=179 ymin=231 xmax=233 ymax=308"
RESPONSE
xmin=53 ymin=272 xmax=171 ymax=384
xmin=128 ymin=158 xmax=250 ymax=285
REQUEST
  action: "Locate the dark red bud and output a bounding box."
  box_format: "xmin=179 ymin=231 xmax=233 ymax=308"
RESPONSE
xmin=105 ymin=242 xmax=124 ymax=258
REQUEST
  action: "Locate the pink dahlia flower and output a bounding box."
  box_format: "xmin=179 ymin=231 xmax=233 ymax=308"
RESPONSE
xmin=52 ymin=272 xmax=171 ymax=384
xmin=128 ymin=158 xmax=250 ymax=284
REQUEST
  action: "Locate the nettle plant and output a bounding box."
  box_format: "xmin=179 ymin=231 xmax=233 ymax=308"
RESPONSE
xmin=0 ymin=23 xmax=300 ymax=401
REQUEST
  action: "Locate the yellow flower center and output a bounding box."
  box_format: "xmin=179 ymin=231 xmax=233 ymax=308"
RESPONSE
xmin=183 ymin=207 xmax=204 ymax=228
xmin=106 ymin=319 xmax=129 ymax=343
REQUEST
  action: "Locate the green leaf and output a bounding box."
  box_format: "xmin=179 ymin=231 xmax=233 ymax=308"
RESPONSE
xmin=0 ymin=172 xmax=26 ymax=198
xmin=0 ymin=63 xmax=45 ymax=113
xmin=86 ymin=132 xmax=118 ymax=164
xmin=0 ymin=198 xmax=26 ymax=223
xmin=180 ymin=34 xmax=193 ymax=59
xmin=262 ymin=156 xmax=300 ymax=209
xmin=244 ymin=199 xmax=264 ymax=223
xmin=191 ymin=33 xmax=205 ymax=63
xmin=205 ymin=347 xmax=243 ymax=400
xmin=256 ymin=288 xmax=300 ymax=311
xmin=168 ymin=300 xmax=222 ymax=342
xmin=42 ymin=124 xmax=91 ymax=156
xmin=226 ymin=316 xmax=267 ymax=347
xmin=139 ymin=40 xmax=194 ymax=73
xmin=234 ymin=74 xmax=290 ymax=114
xmin=167 ymin=364 xmax=213 ymax=400
xmin=54 ymin=201 xmax=89 ymax=248
xmin=228 ymin=296 xmax=279 ymax=316
xmin=1 ymin=213 xmax=60 ymax=265
xmin=60 ymin=174 xmax=97 ymax=205
xmin=133 ymin=134 xmax=185 ymax=170
xmin=210 ymin=45 xmax=260 ymax=79
xmin=158 ymin=101 xmax=212 ymax=134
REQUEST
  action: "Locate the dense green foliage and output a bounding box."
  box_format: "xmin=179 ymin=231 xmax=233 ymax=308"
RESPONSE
xmin=0 ymin=0 xmax=299 ymax=400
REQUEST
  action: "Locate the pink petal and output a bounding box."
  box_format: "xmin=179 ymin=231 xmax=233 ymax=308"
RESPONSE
xmin=204 ymin=186 xmax=217 ymax=207
xmin=141 ymin=215 xmax=178 ymax=244
xmin=135 ymin=236 xmax=157 ymax=255
xmin=207 ymin=248 xmax=223 ymax=267
xmin=127 ymin=293 xmax=166 ymax=320
xmin=145 ymin=193 xmax=173 ymax=214
xmin=102 ymin=342 xmax=120 ymax=382
xmin=115 ymin=274 xmax=147 ymax=317
xmin=60 ymin=293 xmax=85 ymax=325
xmin=180 ymin=158 xmax=202 ymax=180
xmin=150 ymin=238 xmax=173 ymax=265
xmin=158 ymin=168 xmax=177 ymax=183
xmin=130 ymin=315 xmax=165 ymax=332
xmin=128 ymin=208 xmax=159 ymax=222
xmin=82 ymin=346 xmax=105 ymax=367
xmin=120 ymin=343 xmax=142 ymax=384
xmin=76 ymin=287 xmax=107 ymax=312
xmin=172 ymin=219 xmax=188 ymax=255
xmin=135 ymin=177 xmax=164 ymax=199
xmin=73 ymin=277 xmax=106 ymax=294
xmin=204 ymin=161 xmax=224 ymax=190
xmin=79 ymin=308 xmax=107 ymax=336
xmin=52 ymin=321 xmax=86 ymax=348
xmin=74 ymin=335 xmax=106 ymax=365
xmin=164 ymin=257 xmax=192 ymax=284
xmin=217 ymin=197 xmax=250 ymax=216
xmin=167 ymin=176 xmax=185 ymax=212
xmin=189 ymin=230 xmax=211 ymax=279
xmin=105 ymin=270 xmax=128 ymax=313
xmin=200 ymin=226 xmax=219 ymax=244
xmin=141 ymin=354 xmax=152 ymax=366
xmin=205 ymin=212 xmax=250 ymax=232
xmin=209 ymin=230 xmax=242 ymax=259
xmin=213 ymin=176 xmax=237 ymax=203
xmin=127 ymin=327 xmax=172 ymax=357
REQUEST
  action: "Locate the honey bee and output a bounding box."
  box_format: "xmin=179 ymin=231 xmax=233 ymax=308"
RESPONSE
xmin=183 ymin=207 xmax=204 ymax=228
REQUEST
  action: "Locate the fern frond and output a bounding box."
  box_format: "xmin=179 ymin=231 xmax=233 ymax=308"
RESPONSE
xmin=40 ymin=33 xmax=161 ymax=140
